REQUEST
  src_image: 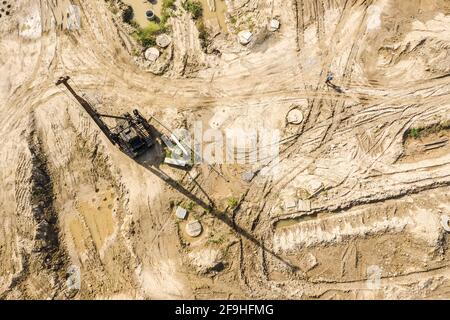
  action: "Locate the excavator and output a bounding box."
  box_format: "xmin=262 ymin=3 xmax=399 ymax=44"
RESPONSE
xmin=56 ymin=76 xmax=154 ymax=158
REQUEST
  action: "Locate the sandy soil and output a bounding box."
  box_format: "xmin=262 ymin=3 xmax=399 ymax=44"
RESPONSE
xmin=0 ymin=0 xmax=450 ymax=299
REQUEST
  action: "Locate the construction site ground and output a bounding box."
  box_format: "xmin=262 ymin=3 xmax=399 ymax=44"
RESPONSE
xmin=1 ymin=0 xmax=450 ymax=299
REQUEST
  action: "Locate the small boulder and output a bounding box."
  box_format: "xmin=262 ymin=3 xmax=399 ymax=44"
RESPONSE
xmin=175 ymin=206 xmax=187 ymax=220
xmin=238 ymin=30 xmax=253 ymax=45
xmin=268 ymin=19 xmax=280 ymax=32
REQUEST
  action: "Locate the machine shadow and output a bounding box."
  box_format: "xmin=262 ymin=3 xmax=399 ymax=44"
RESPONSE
xmin=134 ymin=147 xmax=299 ymax=272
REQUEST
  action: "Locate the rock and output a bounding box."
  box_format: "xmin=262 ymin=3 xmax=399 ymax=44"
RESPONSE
xmin=175 ymin=206 xmax=187 ymax=219
xmin=299 ymin=253 xmax=318 ymax=272
xmin=238 ymin=30 xmax=253 ymax=45
xmin=188 ymin=248 xmax=224 ymax=274
xmin=242 ymin=171 xmax=255 ymax=182
xmin=268 ymin=19 xmax=280 ymax=32
xmin=297 ymin=200 xmax=311 ymax=212
xmin=306 ymin=179 xmax=323 ymax=195
xmin=284 ymin=199 xmax=297 ymax=211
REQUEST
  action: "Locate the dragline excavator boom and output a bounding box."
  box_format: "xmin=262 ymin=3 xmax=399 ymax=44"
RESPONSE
xmin=56 ymin=76 xmax=118 ymax=146
xmin=56 ymin=76 xmax=154 ymax=158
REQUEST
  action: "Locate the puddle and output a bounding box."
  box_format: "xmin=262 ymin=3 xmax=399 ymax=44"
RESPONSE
xmin=199 ymin=0 xmax=228 ymax=32
xmin=69 ymin=190 xmax=116 ymax=254
xmin=122 ymin=0 xmax=162 ymax=28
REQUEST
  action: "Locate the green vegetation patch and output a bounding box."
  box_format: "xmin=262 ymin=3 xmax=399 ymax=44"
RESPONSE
xmin=132 ymin=22 xmax=163 ymax=47
xmin=406 ymin=121 xmax=450 ymax=140
xmin=161 ymin=0 xmax=176 ymax=25
xmin=182 ymin=0 xmax=203 ymax=20
xmin=408 ymin=127 xmax=422 ymax=139
xmin=125 ymin=0 xmax=175 ymax=49
xmin=227 ymin=197 xmax=238 ymax=209
xmin=196 ymin=19 xmax=209 ymax=48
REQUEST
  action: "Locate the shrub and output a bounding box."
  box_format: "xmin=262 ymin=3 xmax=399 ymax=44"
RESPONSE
xmin=182 ymin=0 xmax=203 ymax=20
xmin=161 ymin=0 xmax=176 ymax=25
xmin=122 ymin=5 xmax=134 ymax=23
xmin=127 ymin=0 xmax=173 ymax=48
xmin=196 ymin=20 xmax=209 ymax=48
xmin=133 ymin=22 xmax=162 ymax=47
xmin=227 ymin=197 xmax=238 ymax=208
xmin=186 ymin=201 xmax=195 ymax=210
xmin=164 ymin=148 xmax=173 ymax=158
xmin=162 ymin=0 xmax=176 ymax=8
xmin=408 ymin=127 xmax=422 ymax=139
xmin=128 ymin=19 xmax=140 ymax=29
xmin=145 ymin=21 xmax=163 ymax=34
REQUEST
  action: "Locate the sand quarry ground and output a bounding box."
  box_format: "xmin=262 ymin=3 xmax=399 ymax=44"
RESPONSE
xmin=1 ymin=0 xmax=450 ymax=299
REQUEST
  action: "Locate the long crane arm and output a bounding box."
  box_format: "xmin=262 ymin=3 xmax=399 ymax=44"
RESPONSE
xmin=56 ymin=76 xmax=118 ymax=145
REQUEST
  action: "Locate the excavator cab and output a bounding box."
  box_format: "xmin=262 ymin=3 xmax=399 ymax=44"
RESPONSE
xmin=56 ymin=76 xmax=154 ymax=159
xmin=114 ymin=115 xmax=153 ymax=158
